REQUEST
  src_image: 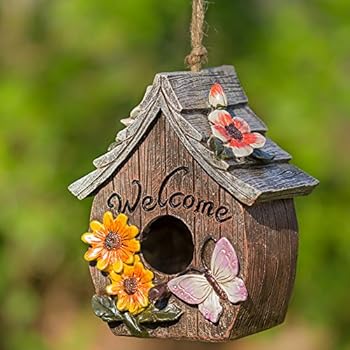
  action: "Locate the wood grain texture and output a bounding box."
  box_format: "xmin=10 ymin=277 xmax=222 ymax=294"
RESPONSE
xmin=159 ymin=65 xmax=248 ymax=112
xmin=88 ymin=113 xmax=300 ymax=342
xmin=183 ymin=106 xmax=267 ymax=136
xmin=93 ymin=99 xmax=161 ymax=169
xmin=110 ymin=146 xmax=142 ymax=337
xmin=193 ymin=160 xmax=222 ymax=340
xmin=164 ymin=116 xmax=197 ymax=340
xmin=136 ymin=113 xmax=169 ymax=338
xmin=69 ymin=66 xmax=318 ymax=204
xmin=218 ymin=188 xmax=247 ymax=340
xmin=228 ymin=163 xmax=319 ymax=202
xmin=68 ymin=99 xmax=160 ymax=199
xmin=137 ymin=77 xmax=161 ymax=112
xmin=230 ymin=199 xmax=298 ymax=339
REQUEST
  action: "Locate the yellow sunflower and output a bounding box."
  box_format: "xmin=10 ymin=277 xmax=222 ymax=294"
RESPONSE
xmin=81 ymin=211 xmax=140 ymax=272
xmin=106 ymin=255 xmax=154 ymax=315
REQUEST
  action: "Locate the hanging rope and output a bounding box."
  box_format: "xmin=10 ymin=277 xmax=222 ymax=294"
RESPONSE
xmin=185 ymin=0 xmax=208 ymax=72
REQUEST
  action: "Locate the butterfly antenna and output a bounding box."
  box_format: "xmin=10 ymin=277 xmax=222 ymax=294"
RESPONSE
xmin=200 ymin=235 xmax=217 ymax=271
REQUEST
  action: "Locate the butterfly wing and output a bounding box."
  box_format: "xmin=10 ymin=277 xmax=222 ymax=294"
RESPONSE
xmin=211 ymin=237 xmax=239 ymax=281
xmin=211 ymin=237 xmax=248 ymax=304
xmin=198 ymin=289 xmax=223 ymax=323
xmin=220 ymin=277 xmax=248 ymax=303
xmin=168 ymin=274 xmax=224 ymax=323
xmin=167 ymin=274 xmax=212 ymax=305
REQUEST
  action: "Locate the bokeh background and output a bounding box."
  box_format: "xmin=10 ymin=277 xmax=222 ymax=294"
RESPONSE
xmin=1 ymin=0 xmax=349 ymax=349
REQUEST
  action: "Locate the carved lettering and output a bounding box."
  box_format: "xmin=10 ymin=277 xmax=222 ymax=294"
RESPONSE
xmin=141 ymin=196 xmax=157 ymax=212
xmin=195 ymin=200 xmax=215 ymax=217
xmin=107 ymin=166 xmax=232 ymax=223
xmin=215 ymin=206 xmax=232 ymax=223
xmin=183 ymin=195 xmax=195 ymax=209
xmin=157 ymin=166 xmax=189 ymax=207
xmin=107 ymin=179 xmax=142 ymax=214
xmin=169 ymin=192 xmax=184 ymax=208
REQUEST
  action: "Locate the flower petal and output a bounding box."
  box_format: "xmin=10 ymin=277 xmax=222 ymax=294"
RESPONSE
xmin=81 ymin=232 xmax=102 ymax=245
xmin=111 ymin=257 xmax=124 ymax=273
xmin=125 ymin=225 xmax=139 ymax=239
xmin=209 ymin=83 xmax=228 ymax=108
xmin=129 ymin=299 xmax=141 ymax=315
xmin=227 ymin=140 xmax=253 ymax=157
xmin=140 ymin=282 xmax=154 ymax=294
xmin=211 ymin=125 xmax=231 ymax=143
xmin=106 ymin=283 xmax=120 ymax=295
xmin=90 ymin=220 xmax=105 ymax=233
xmin=123 ymin=262 xmax=135 ymax=277
xmin=84 ymin=247 xmax=103 ymax=261
xmin=208 ymin=110 xmax=232 ymax=127
xmin=96 ymin=251 xmax=111 ymax=271
xmin=117 ymin=294 xmax=130 ymax=311
xmin=120 ymin=248 xmax=135 ymax=265
xmin=232 ymin=117 xmax=251 ymax=133
xmin=140 ymin=270 xmax=154 ymax=284
xmin=103 ymin=211 xmax=114 ymax=229
xmin=135 ymin=291 xmax=149 ymax=308
xmin=133 ymin=261 xmax=145 ymax=277
xmin=243 ymin=132 xmax=266 ymax=149
xmin=114 ymin=213 xmax=128 ymax=232
xmin=122 ymin=239 xmax=140 ymax=253
xmin=109 ymin=270 xmax=123 ymax=283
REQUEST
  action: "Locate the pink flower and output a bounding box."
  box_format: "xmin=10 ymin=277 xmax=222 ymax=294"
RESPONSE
xmin=209 ymin=83 xmax=228 ymax=108
xmin=208 ymin=110 xmax=266 ymax=157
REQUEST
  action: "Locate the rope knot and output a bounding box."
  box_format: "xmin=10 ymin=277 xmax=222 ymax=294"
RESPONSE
xmin=185 ymin=46 xmax=208 ymax=72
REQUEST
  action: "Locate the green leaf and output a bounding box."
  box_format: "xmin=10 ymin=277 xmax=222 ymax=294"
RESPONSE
xmin=220 ymin=146 xmax=235 ymax=160
xmin=251 ymin=149 xmax=275 ymax=163
xmin=137 ymin=303 xmax=183 ymax=324
xmin=208 ymin=136 xmax=224 ymax=156
xmin=91 ymin=296 xmax=149 ymax=337
xmin=91 ymin=295 xmax=123 ymax=323
xmin=122 ymin=312 xmax=149 ymax=337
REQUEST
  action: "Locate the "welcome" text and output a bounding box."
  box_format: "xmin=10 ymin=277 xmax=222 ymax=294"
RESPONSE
xmin=107 ymin=166 xmax=232 ymax=223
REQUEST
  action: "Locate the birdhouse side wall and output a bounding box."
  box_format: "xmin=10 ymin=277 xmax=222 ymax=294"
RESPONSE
xmin=230 ymin=200 xmax=298 ymax=340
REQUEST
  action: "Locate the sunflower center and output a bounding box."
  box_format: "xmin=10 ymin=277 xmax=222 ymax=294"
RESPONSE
xmin=123 ymin=277 xmax=138 ymax=295
xmin=104 ymin=231 xmax=122 ymax=250
xmin=225 ymin=123 xmax=243 ymax=140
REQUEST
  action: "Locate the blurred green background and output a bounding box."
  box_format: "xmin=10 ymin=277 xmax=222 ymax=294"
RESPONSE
xmin=0 ymin=0 xmax=349 ymax=349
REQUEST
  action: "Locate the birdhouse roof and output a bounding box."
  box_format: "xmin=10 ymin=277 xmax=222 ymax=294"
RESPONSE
xmin=68 ymin=65 xmax=318 ymax=206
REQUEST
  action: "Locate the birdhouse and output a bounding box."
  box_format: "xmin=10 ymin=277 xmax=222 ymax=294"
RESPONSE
xmin=69 ymin=66 xmax=318 ymax=342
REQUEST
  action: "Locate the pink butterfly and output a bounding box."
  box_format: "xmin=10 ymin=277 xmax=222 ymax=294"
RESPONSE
xmin=167 ymin=237 xmax=248 ymax=323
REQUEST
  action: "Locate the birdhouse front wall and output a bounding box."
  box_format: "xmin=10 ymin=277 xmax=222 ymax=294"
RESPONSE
xmin=89 ymin=113 xmax=298 ymax=342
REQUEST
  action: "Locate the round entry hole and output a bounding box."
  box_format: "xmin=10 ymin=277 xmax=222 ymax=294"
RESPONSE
xmin=141 ymin=215 xmax=194 ymax=275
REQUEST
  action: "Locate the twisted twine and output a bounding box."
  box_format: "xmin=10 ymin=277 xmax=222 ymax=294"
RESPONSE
xmin=185 ymin=0 xmax=208 ymax=72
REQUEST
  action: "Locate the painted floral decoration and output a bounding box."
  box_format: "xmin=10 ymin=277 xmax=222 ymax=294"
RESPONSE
xmin=106 ymin=255 xmax=154 ymax=315
xmin=207 ymin=83 xmax=269 ymax=161
xmin=209 ymin=110 xmax=266 ymax=158
xmin=82 ymin=211 xmax=140 ymax=271
xmin=209 ymin=83 xmax=228 ymax=109
xmin=81 ymin=211 xmax=183 ymax=336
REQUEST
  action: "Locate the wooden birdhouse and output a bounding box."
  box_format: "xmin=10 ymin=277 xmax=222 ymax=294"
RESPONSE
xmin=69 ymin=66 xmax=318 ymax=342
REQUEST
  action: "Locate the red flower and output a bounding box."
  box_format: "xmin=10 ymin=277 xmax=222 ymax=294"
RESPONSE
xmin=209 ymin=83 xmax=228 ymax=108
xmin=208 ymin=110 xmax=266 ymax=157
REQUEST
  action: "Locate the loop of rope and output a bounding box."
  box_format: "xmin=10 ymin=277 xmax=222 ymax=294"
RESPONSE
xmin=185 ymin=0 xmax=208 ymax=72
